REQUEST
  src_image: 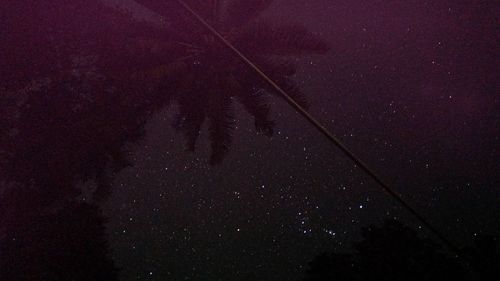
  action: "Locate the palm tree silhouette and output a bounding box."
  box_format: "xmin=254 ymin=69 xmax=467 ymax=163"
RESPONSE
xmin=137 ymin=0 xmax=329 ymax=164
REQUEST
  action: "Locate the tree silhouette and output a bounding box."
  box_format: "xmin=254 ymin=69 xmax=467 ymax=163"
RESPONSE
xmin=1 ymin=1 xmax=176 ymax=279
xmin=464 ymin=234 xmax=500 ymax=281
xmin=1 ymin=0 xmax=178 ymax=203
xmin=0 ymin=202 xmax=118 ymax=281
xmin=137 ymin=0 xmax=329 ymax=164
xmin=303 ymin=220 xmax=476 ymax=281
xmin=304 ymin=252 xmax=359 ymax=281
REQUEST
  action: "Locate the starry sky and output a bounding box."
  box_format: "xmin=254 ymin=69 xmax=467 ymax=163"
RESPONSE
xmin=1 ymin=1 xmax=498 ymax=281
xmin=98 ymin=1 xmax=498 ymax=280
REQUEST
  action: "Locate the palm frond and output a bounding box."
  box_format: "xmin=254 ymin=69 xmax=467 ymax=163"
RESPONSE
xmin=173 ymin=90 xmax=207 ymax=151
xmin=207 ymin=92 xmax=235 ymax=165
xmin=258 ymin=57 xmax=298 ymax=76
xmin=218 ymin=0 xmax=274 ymax=27
xmin=236 ymin=22 xmax=330 ymax=56
xmin=240 ymin=89 xmax=275 ymax=136
xmin=249 ymin=58 xmax=309 ymax=109
xmin=265 ymin=76 xmax=309 ymax=109
xmin=229 ymin=75 xmax=274 ymax=136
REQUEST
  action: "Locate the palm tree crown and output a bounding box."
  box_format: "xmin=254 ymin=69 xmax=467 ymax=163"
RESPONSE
xmin=140 ymin=0 xmax=330 ymax=164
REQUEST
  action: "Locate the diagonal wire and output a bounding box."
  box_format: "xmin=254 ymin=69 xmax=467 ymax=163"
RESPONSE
xmin=173 ymin=0 xmax=462 ymax=256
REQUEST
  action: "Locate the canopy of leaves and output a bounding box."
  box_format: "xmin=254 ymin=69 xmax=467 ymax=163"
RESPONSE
xmin=137 ymin=0 xmax=330 ymax=164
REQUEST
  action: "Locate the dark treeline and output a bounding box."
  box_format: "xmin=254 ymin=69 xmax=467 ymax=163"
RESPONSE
xmin=301 ymin=220 xmax=499 ymax=281
xmin=1 ymin=1 xmax=168 ymax=280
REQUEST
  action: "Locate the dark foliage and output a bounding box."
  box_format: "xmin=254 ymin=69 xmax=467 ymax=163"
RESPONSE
xmin=0 ymin=202 xmax=118 ymax=281
xmin=137 ymin=0 xmax=329 ymax=164
xmin=1 ymin=0 xmax=178 ymax=207
xmin=464 ymin=235 xmax=500 ymax=281
xmin=1 ymin=1 xmax=176 ymax=279
xmin=302 ymin=220 xmax=499 ymax=281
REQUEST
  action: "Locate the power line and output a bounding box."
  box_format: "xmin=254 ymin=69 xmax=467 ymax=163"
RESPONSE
xmin=173 ymin=0 xmax=461 ymax=256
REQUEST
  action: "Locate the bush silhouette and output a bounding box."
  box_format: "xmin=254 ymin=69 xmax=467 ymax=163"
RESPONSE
xmin=302 ymin=220 xmax=499 ymax=281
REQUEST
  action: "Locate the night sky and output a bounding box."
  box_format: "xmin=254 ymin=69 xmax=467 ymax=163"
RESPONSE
xmin=102 ymin=1 xmax=498 ymax=280
xmin=1 ymin=1 xmax=499 ymax=281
